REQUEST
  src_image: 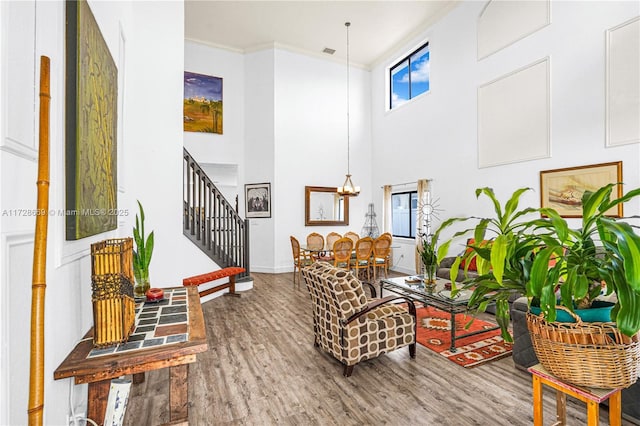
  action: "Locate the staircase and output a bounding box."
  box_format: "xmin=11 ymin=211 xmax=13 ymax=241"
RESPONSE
xmin=183 ymin=148 xmax=250 ymax=281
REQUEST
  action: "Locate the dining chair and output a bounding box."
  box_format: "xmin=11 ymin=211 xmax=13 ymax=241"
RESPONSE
xmin=332 ymin=237 xmax=353 ymax=270
xmin=326 ymin=232 xmax=342 ymax=249
xmin=350 ymin=236 xmax=374 ymax=280
xmin=373 ymin=234 xmax=392 ymax=279
xmin=306 ymin=232 xmax=325 ymax=261
xmin=290 ymin=236 xmax=312 ymax=285
xmin=344 ymin=231 xmax=360 ymax=259
xmin=344 ymin=231 xmax=360 ymax=246
xmin=306 ymin=232 xmax=325 ymax=250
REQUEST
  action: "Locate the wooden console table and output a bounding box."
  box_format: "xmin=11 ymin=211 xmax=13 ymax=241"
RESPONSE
xmin=54 ymin=287 xmax=208 ymax=425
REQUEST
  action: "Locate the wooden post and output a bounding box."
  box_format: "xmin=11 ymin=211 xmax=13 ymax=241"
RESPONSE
xmin=169 ymin=365 xmax=189 ymax=422
xmin=28 ymin=56 xmax=51 ymax=426
xmin=532 ymin=375 xmax=543 ymax=426
xmin=87 ymin=381 xmax=110 ymax=426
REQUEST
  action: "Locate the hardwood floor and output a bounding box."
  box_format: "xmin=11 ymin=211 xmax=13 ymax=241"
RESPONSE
xmin=124 ymin=271 xmax=630 ymax=425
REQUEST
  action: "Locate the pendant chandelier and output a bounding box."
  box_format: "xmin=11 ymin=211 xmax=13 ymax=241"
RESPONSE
xmin=337 ymin=21 xmax=360 ymax=197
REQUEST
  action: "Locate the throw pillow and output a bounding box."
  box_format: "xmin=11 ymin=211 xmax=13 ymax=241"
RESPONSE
xmin=460 ymin=239 xmax=489 ymax=271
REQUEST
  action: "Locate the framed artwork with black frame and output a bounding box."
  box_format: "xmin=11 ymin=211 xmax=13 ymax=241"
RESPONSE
xmin=245 ymin=183 xmax=271 ymax=218
xmin=539 ymin=161 xmax=623 ymax=218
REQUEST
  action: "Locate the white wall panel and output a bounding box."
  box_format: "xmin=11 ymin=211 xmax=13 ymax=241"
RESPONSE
xmin=606 ymin=16 xmax=640 ymax=147
xmin=2 ymin=234 xmax=33 ymax=426
xmin=1 ymin=0 xmax=37 ymax=160
xmin=478 ymin=0 xmax=550 ymax=60
xmin=478 ymin=57 xmax=550 ymax=168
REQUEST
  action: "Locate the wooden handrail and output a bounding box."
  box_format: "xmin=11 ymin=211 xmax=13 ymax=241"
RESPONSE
xmin=183 ymin=148 xmax=250 ymax=279
xmin=28 ymin=55 xmax=51 ymax=426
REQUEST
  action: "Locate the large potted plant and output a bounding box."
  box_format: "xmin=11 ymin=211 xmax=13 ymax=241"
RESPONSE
xmin=133 ymin=200 xmax=154 ymax=297
xmin=436 ymin=184 xmax=640 ymax=387
xmin=435 ymin=187 xmax=542 ymax=337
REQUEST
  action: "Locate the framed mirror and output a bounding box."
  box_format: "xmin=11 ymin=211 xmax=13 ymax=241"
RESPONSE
xmin=305 ymin=186 xmax=349 ymax=226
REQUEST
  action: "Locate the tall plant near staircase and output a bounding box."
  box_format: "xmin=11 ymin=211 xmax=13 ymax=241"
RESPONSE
xmin=133 ymin=200 xmax=154 ymax=297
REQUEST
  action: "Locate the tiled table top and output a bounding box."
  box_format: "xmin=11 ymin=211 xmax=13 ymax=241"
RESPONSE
xmin=88 ymin=288 xmax=190 ymax=358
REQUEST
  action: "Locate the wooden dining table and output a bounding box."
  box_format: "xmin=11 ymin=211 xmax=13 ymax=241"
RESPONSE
xmin=301 ymin=245 xmax=332 ymax=254
xmin=301 ymin=244 xmax=399 ymax=256
xmin=301 ymin=245 xmax=335 ymax=262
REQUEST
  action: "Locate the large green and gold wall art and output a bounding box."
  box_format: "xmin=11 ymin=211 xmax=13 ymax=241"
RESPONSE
xmin=65 ymin=0 xmax=118 ymax=240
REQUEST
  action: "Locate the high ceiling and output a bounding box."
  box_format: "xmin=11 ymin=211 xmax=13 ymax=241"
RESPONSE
xmin=185 ymin=1 xmax=459 ymax=68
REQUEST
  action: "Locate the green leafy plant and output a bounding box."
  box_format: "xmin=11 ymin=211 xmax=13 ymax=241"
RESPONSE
xmin=418 ymin=236 xmax=439 ymax=283
xmin=435 ymin=187 xmax=542 ymax=341
xmin=133 ymin=200 xmax=154 ymax=286
xmin=436 ymin=184 xmax=640 ymax=340
xmin=529 ymin=184 xmax=640 ymax=336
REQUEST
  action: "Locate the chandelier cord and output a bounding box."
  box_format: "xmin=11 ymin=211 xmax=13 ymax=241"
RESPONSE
xmin=337 ymin=21 xmax=358 ymax=196
xmin=346 ymin=21 xmax=351 ymax=175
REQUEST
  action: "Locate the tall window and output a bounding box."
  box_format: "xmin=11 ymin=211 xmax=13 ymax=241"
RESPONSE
xmin=391 ymin=191 xmax=418 ymax=238
xmin=390 ymin=42 xmax=430 ymax=109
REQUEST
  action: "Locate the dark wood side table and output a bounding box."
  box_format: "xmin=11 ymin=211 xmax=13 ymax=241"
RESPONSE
xmin=54 ymin=287 xmax=208 ymax=425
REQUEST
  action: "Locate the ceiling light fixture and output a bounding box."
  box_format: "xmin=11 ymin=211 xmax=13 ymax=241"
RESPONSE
xmin=337 ymin=21 xmax=360 ymax=197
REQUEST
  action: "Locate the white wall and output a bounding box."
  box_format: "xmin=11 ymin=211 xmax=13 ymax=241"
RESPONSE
xmin=0 ymin=1 xmax=186 ymax=424
xmin=126 ymin=1 xmax=185 ymax=286
xmin=273 ymin=49 xmax=373 ymax=272
xmin=244 ymin=49 xmax=276 ymax=272
xmin=371 ymin=1 xmax=640 ymax=273
xmin=184 ymin=41 xmax=245 ymax=170
xmin=184 ymin=42 xmax=373 ymax=273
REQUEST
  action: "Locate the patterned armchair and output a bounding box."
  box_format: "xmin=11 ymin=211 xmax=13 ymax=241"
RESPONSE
xmin=302 ymin=262 xmax=416 ymax=377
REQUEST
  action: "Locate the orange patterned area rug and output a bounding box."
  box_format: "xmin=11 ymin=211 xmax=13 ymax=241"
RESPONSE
xmin=416 ymin=305 xmax=513 ymax=368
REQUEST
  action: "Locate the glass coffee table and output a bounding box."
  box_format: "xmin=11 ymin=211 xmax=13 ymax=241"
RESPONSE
xmin=379 ymin=275 xmax=499 ymax=352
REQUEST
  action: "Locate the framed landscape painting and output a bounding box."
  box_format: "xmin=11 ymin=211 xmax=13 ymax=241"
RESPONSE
xmin=183 ymin=71 xmax=223 ymax=134
xmin=245 ymin=183 xmax=271 ymax=218
xmin=65 ymin=0 xmax=118 ymax=240
xmin=540 ymin=161 xmax=623 ymax=218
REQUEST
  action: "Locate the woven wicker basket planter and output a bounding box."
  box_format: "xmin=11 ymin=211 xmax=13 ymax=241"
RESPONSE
xmin=527 ymin=307 xmax=640 ymax=389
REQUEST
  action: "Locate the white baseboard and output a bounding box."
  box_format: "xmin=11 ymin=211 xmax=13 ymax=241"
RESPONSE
xmin=391 ymin=266 xmax=414 ymax=275
xmin=251 ymin=266 xmax=291 ymax=274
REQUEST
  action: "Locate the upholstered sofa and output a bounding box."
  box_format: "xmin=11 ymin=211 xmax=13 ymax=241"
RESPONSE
xmin=436 ymin=256 xmax=479 ymax=281
xmin=510 ymin=297 xmax=640 ymax=424
xmin=301 ymin=262 xmax=416 ymax=377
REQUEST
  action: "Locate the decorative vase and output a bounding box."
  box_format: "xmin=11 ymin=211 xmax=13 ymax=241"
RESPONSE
xmin=423 ymin=278 xmax=436 ymax=293
xmin=134 ymin=277 xmax=150 ymax=298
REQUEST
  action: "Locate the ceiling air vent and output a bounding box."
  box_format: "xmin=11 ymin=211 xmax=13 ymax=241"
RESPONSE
xmin=322 ymin=47 xmax=336 ymax=55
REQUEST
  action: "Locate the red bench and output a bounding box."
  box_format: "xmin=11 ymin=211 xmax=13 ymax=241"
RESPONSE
xmin=183 ymin=266 xmax=246 ymax=298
